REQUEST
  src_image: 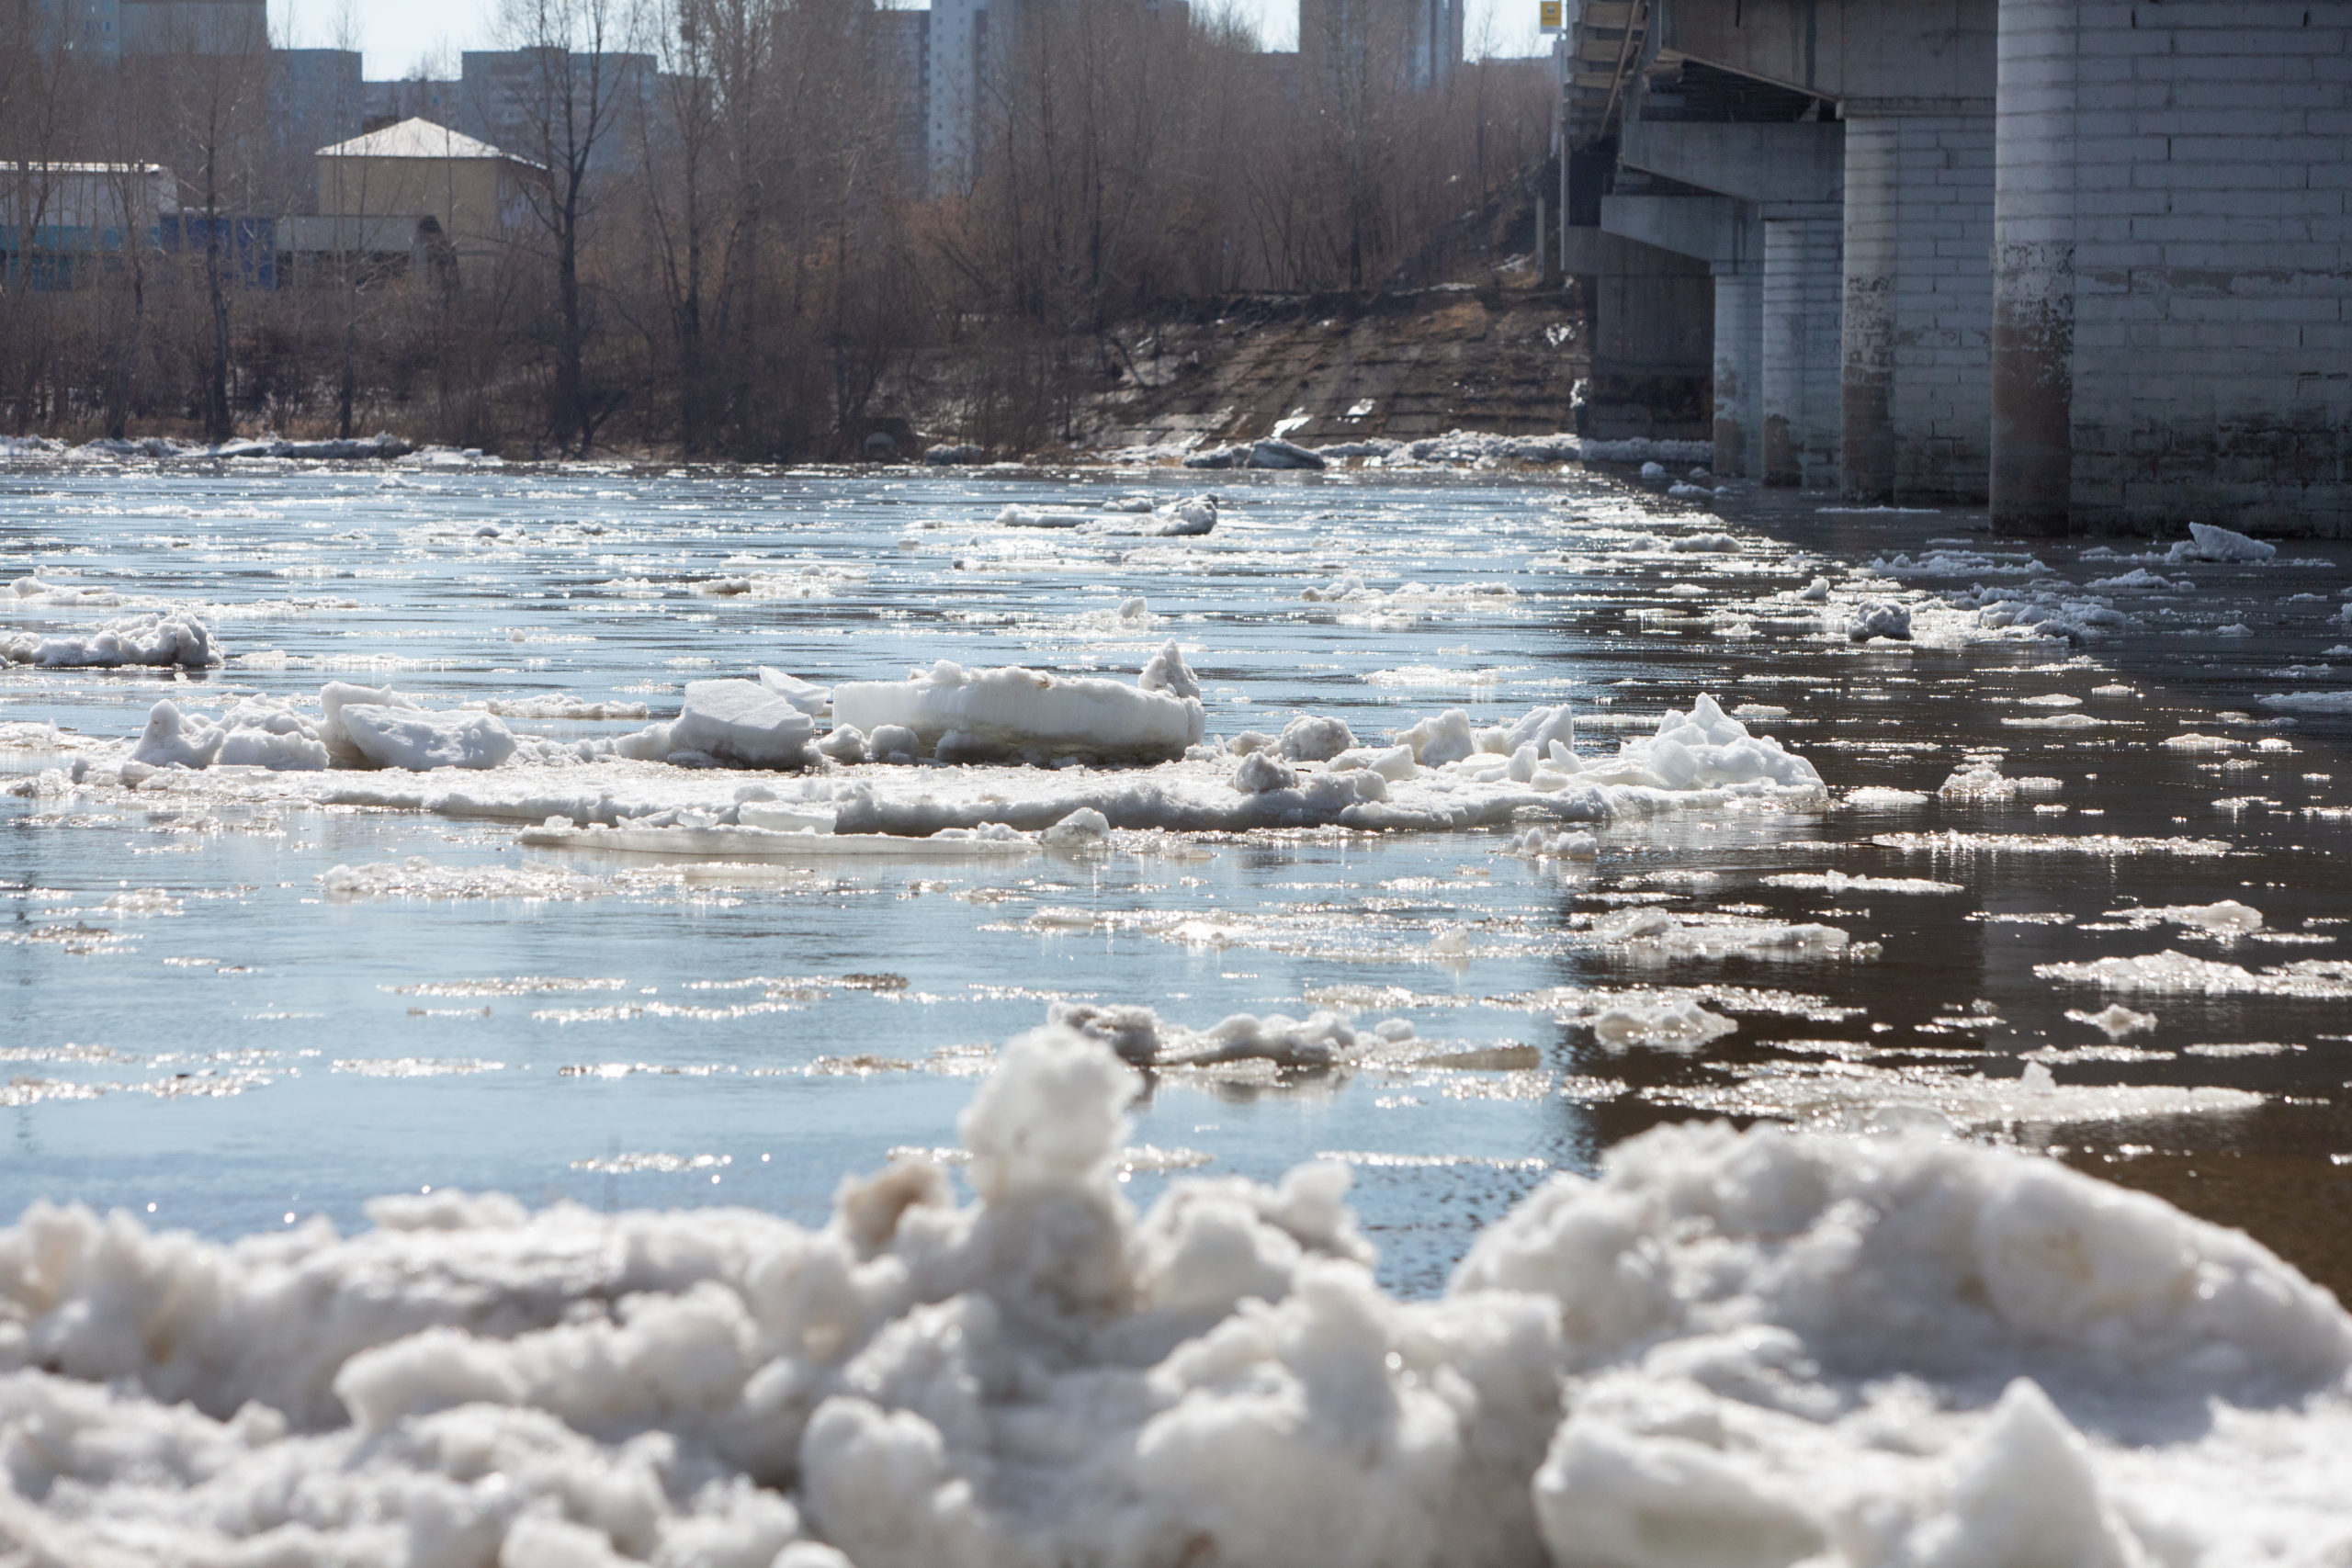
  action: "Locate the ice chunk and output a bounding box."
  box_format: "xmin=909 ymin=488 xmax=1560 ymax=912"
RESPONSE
xmin=338 ymin=704 xmax=519 ymax=772
xmin=996 ymin=502 xmax=1087 ymax=528
xmin=1393 ymin=708 xmax=1477 ymax=766
xmin=1232 ymin=752 xmax=1299 ymax=795
xmin=1575 ymin=695 xmax=1823 ymax=794
xmin=1277 ymin=714 xmax=1354 ymax=761
xmin=868 ymin=724 xmax=921 ymax=764
xmin=667 ymin=679 xmax=817 ymax=769
xmin=815 ymin=724 xmax=870 ymax=763
xmin=1 ymin=611 xmax=220 ymax=669
xmin=1049 ymin=1002 xmax=1363 ymax=1070
xmin=1042 ymin=807 xmax=1112 ymax=851
xmin=127 ymin=701 xmax=224 ymax=770
xmin=1509 ymin=827 xmax=1598 ymax=860
xmin=1152 ymin=495 xmax=1217 ymax=535
xmin=755 ymin=667 xmax=834 ymax=718
xmin=832 ymin=660 xmax=1204 ymax=763
xmin=2167 ymin=522 xmax=2277 ymax=563
xmin=1504 ymin=705 xmax=1575 ymax=756
xmin=2067 ymin=1003 xmax=2158 ymax=1038
xmin=1137 ymin=640 xmax=1201 ymax=702
xmin=1246 ymin=437 xmax=1326 ymax=470
xmin=1846 ymin=599 xmax=1914 ymax=641
xmin=2155 ymin=899 xmax=2263 ymax=934
xmin=318 ymin=680 xmax=422 ymax=763
xmin=1588 ymin=998 xmax=1738 ymax=1049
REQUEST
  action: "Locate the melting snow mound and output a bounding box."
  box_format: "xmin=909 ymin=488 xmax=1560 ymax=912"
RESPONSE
xmin=0 ymin=1034 xmax=2346 ymax=1565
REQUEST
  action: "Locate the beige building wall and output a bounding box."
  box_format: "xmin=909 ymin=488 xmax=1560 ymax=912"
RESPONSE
xmin=314 ymin=155 xmax=522 ymax=256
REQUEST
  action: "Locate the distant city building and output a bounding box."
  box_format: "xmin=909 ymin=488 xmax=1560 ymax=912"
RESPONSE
xmin=458 ymin=49 xmax=658 ymax=174
xmin=26 ymin=0 xmax=265 ymax=56
xmin=924 ymin=0 xmax=995 ymax=196
xmin=24 ymin=0 xmax=123 ymax=57
xmin=363 ymin=76 xmax=462 ymax=131
xmin=869 ymin=6 xmax=931 ymax=193
xmin=117 ymin=0 xmax=265 ymax=53
xmin=1298 ymin=0 xmax=1462 ymax=95
xmin=271 ymin=49 xmax=365 ymax=187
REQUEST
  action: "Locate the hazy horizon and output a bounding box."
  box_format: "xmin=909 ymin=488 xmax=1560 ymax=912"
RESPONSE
xmin=277 ymin=0 xmax=1547 ymax=81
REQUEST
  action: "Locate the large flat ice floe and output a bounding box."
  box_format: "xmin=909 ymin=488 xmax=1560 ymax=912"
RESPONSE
xmin=0 ymin=1029 xmax=2345 ymax=1567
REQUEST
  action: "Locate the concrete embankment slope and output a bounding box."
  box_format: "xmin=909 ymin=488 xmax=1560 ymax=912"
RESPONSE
xmin=1082 ymin=284 xmax=1593 ymax=452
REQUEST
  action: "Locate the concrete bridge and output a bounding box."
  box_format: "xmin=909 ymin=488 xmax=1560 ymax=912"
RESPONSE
xmin=1556 ymin=1 xmax=2350 ymax=536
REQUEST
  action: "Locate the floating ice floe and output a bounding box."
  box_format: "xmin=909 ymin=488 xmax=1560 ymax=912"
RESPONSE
xmin=2167 ymin=522 xmax=2278 ymax=564
xmin=1947 ymin=586 xmax=2131 ymax=644
xmin=520 ymin=816 xmax=1046 ymax=860
xmin=0 ymin=1032 xmax=2344 ymax=1567
xmin=1047 ymin=1000 xmax=1399 ymax=1070
xmin=1845 ymin=600 xmax=1913 ymax=642
xmin=1589 ymin=907 xmax=1867 ymax=963
xmin=55 ymin=671 xmax=1829 ymax=844
xmin=2068 ymin=1003 xmax=2159 ymax=1037
xmin=1655 ymin=1056 xmax=2266 ymax=1131
xmin=1297 ymin=574 xmax=1521 ymax=626
xmin=2121 ymin=899 xmax=2264 ymax=935
xmin=2257 ymin=691 xmax=2352 ymax=713
xmin=1507 ymin=827 xmax=1599 ymax=861
xmin=1937 ymin=761 xmax=2064 ymax=801
xmin=1587 ymin=996 xmax=1737 ymax=1049
xmin=2 ymin=611 xmax=220 ymax=669
xmin=833 ymin=653 xmax=1205 ymax=764
xmin=2036 ymin=949 xmax=2352 ymax=997
xmin=6 ymin=573 xmax=128 ymax=609
xmin=1875 ymin=830 xmax=2232 ymax=858
xmin=1758 ymin=869 xmax=1964 ymax=895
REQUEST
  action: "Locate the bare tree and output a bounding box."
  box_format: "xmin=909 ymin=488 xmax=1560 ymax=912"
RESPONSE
xmin=500 ymin=0 xmax=639 ymax=455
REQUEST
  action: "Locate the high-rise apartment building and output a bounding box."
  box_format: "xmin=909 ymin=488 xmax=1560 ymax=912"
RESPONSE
xmin=1298 ymin=0 xmax=1462 ymax=95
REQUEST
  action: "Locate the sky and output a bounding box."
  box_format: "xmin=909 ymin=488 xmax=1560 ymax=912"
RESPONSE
xmin=273 ymin=0 xmax=1544 ymax=80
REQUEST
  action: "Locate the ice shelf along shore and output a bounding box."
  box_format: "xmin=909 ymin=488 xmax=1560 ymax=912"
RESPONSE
xmin=0 ymin=1030 xmax=2344 ymax=1568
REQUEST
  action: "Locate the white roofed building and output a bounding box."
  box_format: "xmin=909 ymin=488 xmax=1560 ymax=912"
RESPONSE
xmin=311 ymin=118 xmax=541 ymax=265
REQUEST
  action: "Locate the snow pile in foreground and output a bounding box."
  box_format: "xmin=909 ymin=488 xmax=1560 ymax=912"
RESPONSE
xmin=832 ymin=651 xmax=1206 ymax=763
xmin=1 ymin=610 xmax=220 ymax=668
xmin=0 ymin=1030 xmax=2346 ymax=1567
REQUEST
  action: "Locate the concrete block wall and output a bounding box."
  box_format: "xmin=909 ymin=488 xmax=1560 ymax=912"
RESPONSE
xmin=1842 ymin=111 xmax=1996 ymax=502
xmin=1713 ymin=264 xmax=1764 ymax=479
xmin=1994 ymin=0 xmax=2352 ymax=535
xmin=1763 ymin=217 xmax=1845 ymax=488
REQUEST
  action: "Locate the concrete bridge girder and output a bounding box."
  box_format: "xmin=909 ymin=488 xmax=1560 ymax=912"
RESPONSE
xmin=1618 ymin=119 xmax=1846 ymax=208
xmin=1653 ymin=0 xmax=1997 ymax=105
